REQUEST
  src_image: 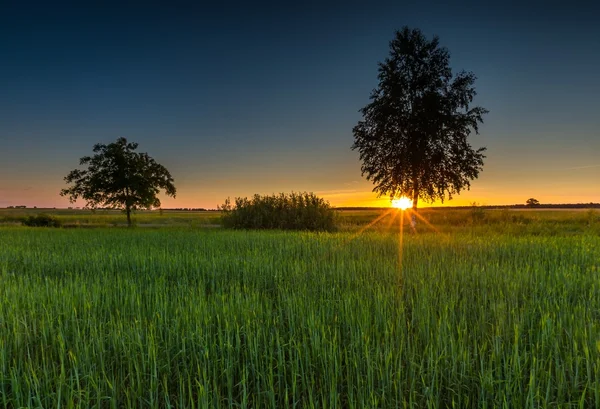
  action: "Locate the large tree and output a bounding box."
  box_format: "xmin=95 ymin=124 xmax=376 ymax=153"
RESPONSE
xmin=352 ymin=27 xmax=488 ymax=215
xmin=60 ymin=137 xmax=176 ymax=226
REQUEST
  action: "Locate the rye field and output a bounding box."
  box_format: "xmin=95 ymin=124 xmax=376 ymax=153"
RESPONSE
xmin=1 ymin=208 xmax=599 ymax=408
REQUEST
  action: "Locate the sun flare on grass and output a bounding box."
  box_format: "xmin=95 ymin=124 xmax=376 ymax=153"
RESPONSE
xmin=391 ymin=196 xmax=412 ymax=210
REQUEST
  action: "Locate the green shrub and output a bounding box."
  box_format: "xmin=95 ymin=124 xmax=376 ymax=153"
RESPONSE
xmin=22 ymin=213 xmax=62 ymax=228
xmin=221 ymin=192 xmax=336 ymax=231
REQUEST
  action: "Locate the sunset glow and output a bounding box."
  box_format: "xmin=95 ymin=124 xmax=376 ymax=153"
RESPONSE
xmin=0 ymin=3 xmax=599 ymax=211
xmin=391 ymin=197 xmax=413 ymax=210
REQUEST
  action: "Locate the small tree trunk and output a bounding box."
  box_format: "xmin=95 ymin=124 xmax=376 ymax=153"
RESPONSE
xmin=126 ymin=205 xmax=132 ymax=227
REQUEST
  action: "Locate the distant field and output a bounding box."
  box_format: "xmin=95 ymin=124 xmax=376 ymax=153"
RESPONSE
xmin=0 ymin=208 xmax=221 ymax=227
xmin=0 ymin=209 xmax=599 ymax=407
xmin=336 ymin=208 xmax=600 ymax=236
xmin=1 ymin=207 xmax=599 ymax=235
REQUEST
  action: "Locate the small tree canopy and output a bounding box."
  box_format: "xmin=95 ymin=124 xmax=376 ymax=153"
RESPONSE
xmin=60 ymin=137 xmax=176 ymax=226
xmin=526 ymin=198 xmax=540 ymax=206
xmin=352 ymin=27 xmax=488 ymax=210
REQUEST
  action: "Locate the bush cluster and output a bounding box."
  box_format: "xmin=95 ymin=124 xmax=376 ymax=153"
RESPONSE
xmin=22 ymin=213 xmax=62 ymax=228
xmin=221 ymin=192 xmax=336 ymax=231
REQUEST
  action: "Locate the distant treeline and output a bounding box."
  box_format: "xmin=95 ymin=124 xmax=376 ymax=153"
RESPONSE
xmin=335 ymin=203 xmax=600 ymax=211
xmin=5 ymin=203 xmax=599 ymax=211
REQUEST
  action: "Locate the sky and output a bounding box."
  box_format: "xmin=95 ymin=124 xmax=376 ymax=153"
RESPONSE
xmin=1 ymin=0 xmax=599 ymax=209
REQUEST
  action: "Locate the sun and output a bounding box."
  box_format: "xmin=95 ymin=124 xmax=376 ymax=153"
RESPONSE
xmin=391 ymin=196 xmax=412 ymax=210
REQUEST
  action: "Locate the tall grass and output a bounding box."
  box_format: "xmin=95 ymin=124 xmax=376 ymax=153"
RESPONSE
xmin=0 ymin=227 xmax=599 ymax=408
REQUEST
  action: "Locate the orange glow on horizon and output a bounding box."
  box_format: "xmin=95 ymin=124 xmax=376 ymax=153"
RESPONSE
xmin=2 ymin=179 xmax=598 ymax=210
xmin=391 ymin=197 xmax=413 ymax=210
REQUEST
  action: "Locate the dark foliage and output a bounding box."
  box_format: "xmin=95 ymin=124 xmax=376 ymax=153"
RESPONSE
xmin=22 ymin=213 xmax=62 ymax=228
xmin=221 ymin=192 xmax=336 ymax=231
xmin=352 ymin=27 xmax=488 ymax=209
xmin=60 ymin=137 xmax=176 ymax=226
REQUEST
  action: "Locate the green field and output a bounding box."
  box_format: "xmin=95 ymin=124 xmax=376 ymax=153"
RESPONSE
xmin=1 ymin=210 xmax=599 ymax=408
xmin=1 ymin=207 xmax=599 ymax=234
xmin=0 ymin=208 xmax=221 ymax=228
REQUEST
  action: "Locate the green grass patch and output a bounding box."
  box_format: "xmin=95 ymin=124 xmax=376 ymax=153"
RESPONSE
xmin=0 ymin=225 xmax=599 ymax=407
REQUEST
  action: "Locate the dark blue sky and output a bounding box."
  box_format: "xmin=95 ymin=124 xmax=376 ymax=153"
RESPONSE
xmin=1 ymin=0 xmax=598 ymax=207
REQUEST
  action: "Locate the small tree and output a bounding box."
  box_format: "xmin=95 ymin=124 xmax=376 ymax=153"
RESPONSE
xmin=60 ymin=137 xmax=176 ymax=226
xmin=526 ymin=198 xmax=540 ymax=207
xmin=352 ymin=27 xmax=488 ymax=223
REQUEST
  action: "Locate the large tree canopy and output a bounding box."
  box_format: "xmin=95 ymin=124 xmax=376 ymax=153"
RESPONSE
xmin=60 ymin=137 xmax=176 ymax=226
xmin=352 ymin=27 xmax=488 ymax=210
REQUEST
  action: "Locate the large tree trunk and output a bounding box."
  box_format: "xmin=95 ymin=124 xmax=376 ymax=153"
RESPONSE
xmin=411 ymin=183 xmax=419 ymax=230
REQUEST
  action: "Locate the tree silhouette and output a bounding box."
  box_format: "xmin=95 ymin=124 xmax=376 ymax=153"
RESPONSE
xmin=526 ymin=198 xmax=540 ymax=207
xmin=60 ymin=137 xmax=176 ymax=226
xmin=352 ymin=27 xmax=488 ymax=219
